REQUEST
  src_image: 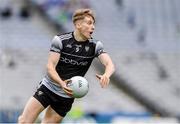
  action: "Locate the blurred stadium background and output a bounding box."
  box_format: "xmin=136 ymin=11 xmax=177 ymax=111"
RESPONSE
xmin=0 ymin=0 xmax=180 ymax=123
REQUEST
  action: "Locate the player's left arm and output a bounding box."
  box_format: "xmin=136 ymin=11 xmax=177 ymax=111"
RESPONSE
xmin=96 ymin=53 xmax=115 ymax=88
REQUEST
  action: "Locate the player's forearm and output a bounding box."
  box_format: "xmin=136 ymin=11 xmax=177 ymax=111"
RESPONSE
xmin=47 ymin=67 xmax=64 ymax=86
xmin=104 ymin=63 xmax=115 ymax=78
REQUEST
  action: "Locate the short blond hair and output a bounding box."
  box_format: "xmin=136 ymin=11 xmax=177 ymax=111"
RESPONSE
xmin=72 ymin=8 xmax=95 ymax=24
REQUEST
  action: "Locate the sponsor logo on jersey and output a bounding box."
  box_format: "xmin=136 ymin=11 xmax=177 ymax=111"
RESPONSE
xmin=85 ymin=46 xmax=89 ymax=52
xmin=60 ymin=57 xmax=88 ymax=66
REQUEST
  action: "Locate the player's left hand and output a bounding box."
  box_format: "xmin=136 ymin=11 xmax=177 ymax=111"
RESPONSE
xmin=96 ymin=74 xmax=110 ymax=88
xmin=62 ymin=79 xmax=73 ymax=97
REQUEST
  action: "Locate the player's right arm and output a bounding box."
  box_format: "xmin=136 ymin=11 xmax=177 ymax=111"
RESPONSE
xmin=46 ymin=36 xmax=72 ymax=96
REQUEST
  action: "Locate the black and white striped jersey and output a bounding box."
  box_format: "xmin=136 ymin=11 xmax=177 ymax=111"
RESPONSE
xmin=42 ymin=32 xmax=106 ymax=98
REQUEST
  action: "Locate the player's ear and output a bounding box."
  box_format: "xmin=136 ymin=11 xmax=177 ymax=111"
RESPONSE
xmin=75 ymin=20 xmax=81 ymax=29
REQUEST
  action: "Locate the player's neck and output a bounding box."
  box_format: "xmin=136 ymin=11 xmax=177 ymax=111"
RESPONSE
xmin=73 ymin=30 xmax=87 ymax=42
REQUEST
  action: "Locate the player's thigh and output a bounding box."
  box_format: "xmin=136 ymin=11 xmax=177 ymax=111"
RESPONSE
xmin=42 ymin=106 xmax=63 ymax=123
xmin=19 ymin=97 xmax=45 ymax=122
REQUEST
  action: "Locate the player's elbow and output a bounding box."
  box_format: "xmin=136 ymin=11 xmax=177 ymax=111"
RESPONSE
xmin=111 ymin=63 xmax=115 ymax=74
xmin=18 ymin=115 xmax=26 ymax=123
xmin=46 ymin=63 xmax=54 ymax=74
xmin=46 ymin=63 xmax=50 ymax=72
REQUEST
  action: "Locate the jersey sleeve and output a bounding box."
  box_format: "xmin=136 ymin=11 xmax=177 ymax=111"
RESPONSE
xmin=95 ymin=41 xmax=106 ymax=57
xmin=50 ymin=35 xmax=63 ymax=53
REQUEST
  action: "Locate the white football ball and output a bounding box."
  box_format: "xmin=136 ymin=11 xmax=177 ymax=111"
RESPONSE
xmin=67 ymin=76 xmax=89 ymax=98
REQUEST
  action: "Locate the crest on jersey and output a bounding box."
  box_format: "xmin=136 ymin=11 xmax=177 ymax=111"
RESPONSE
xmin=66 ymin=44 xmax=72 ymax=48
xmin=85 ymin=46 xmax=89 ymax=52
xmin=75 ymin=45 xmax=82 ymax=52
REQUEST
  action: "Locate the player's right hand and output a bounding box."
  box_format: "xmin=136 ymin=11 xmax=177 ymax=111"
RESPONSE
xmin=61 ymin=79 xmax=73 ymax=97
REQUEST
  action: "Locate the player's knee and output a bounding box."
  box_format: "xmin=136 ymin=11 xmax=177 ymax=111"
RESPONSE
xmin=18 ymin=115 xmax=25 ymax=123
xmin=53 ymin=115 xmax=62 ymax=122
xmin=43 ymin=115 xmax=62 ymax=123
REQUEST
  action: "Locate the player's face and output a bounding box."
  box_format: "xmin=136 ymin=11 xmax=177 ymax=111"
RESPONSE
xmin=79 ymin=16 xmax=95 ymax=39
